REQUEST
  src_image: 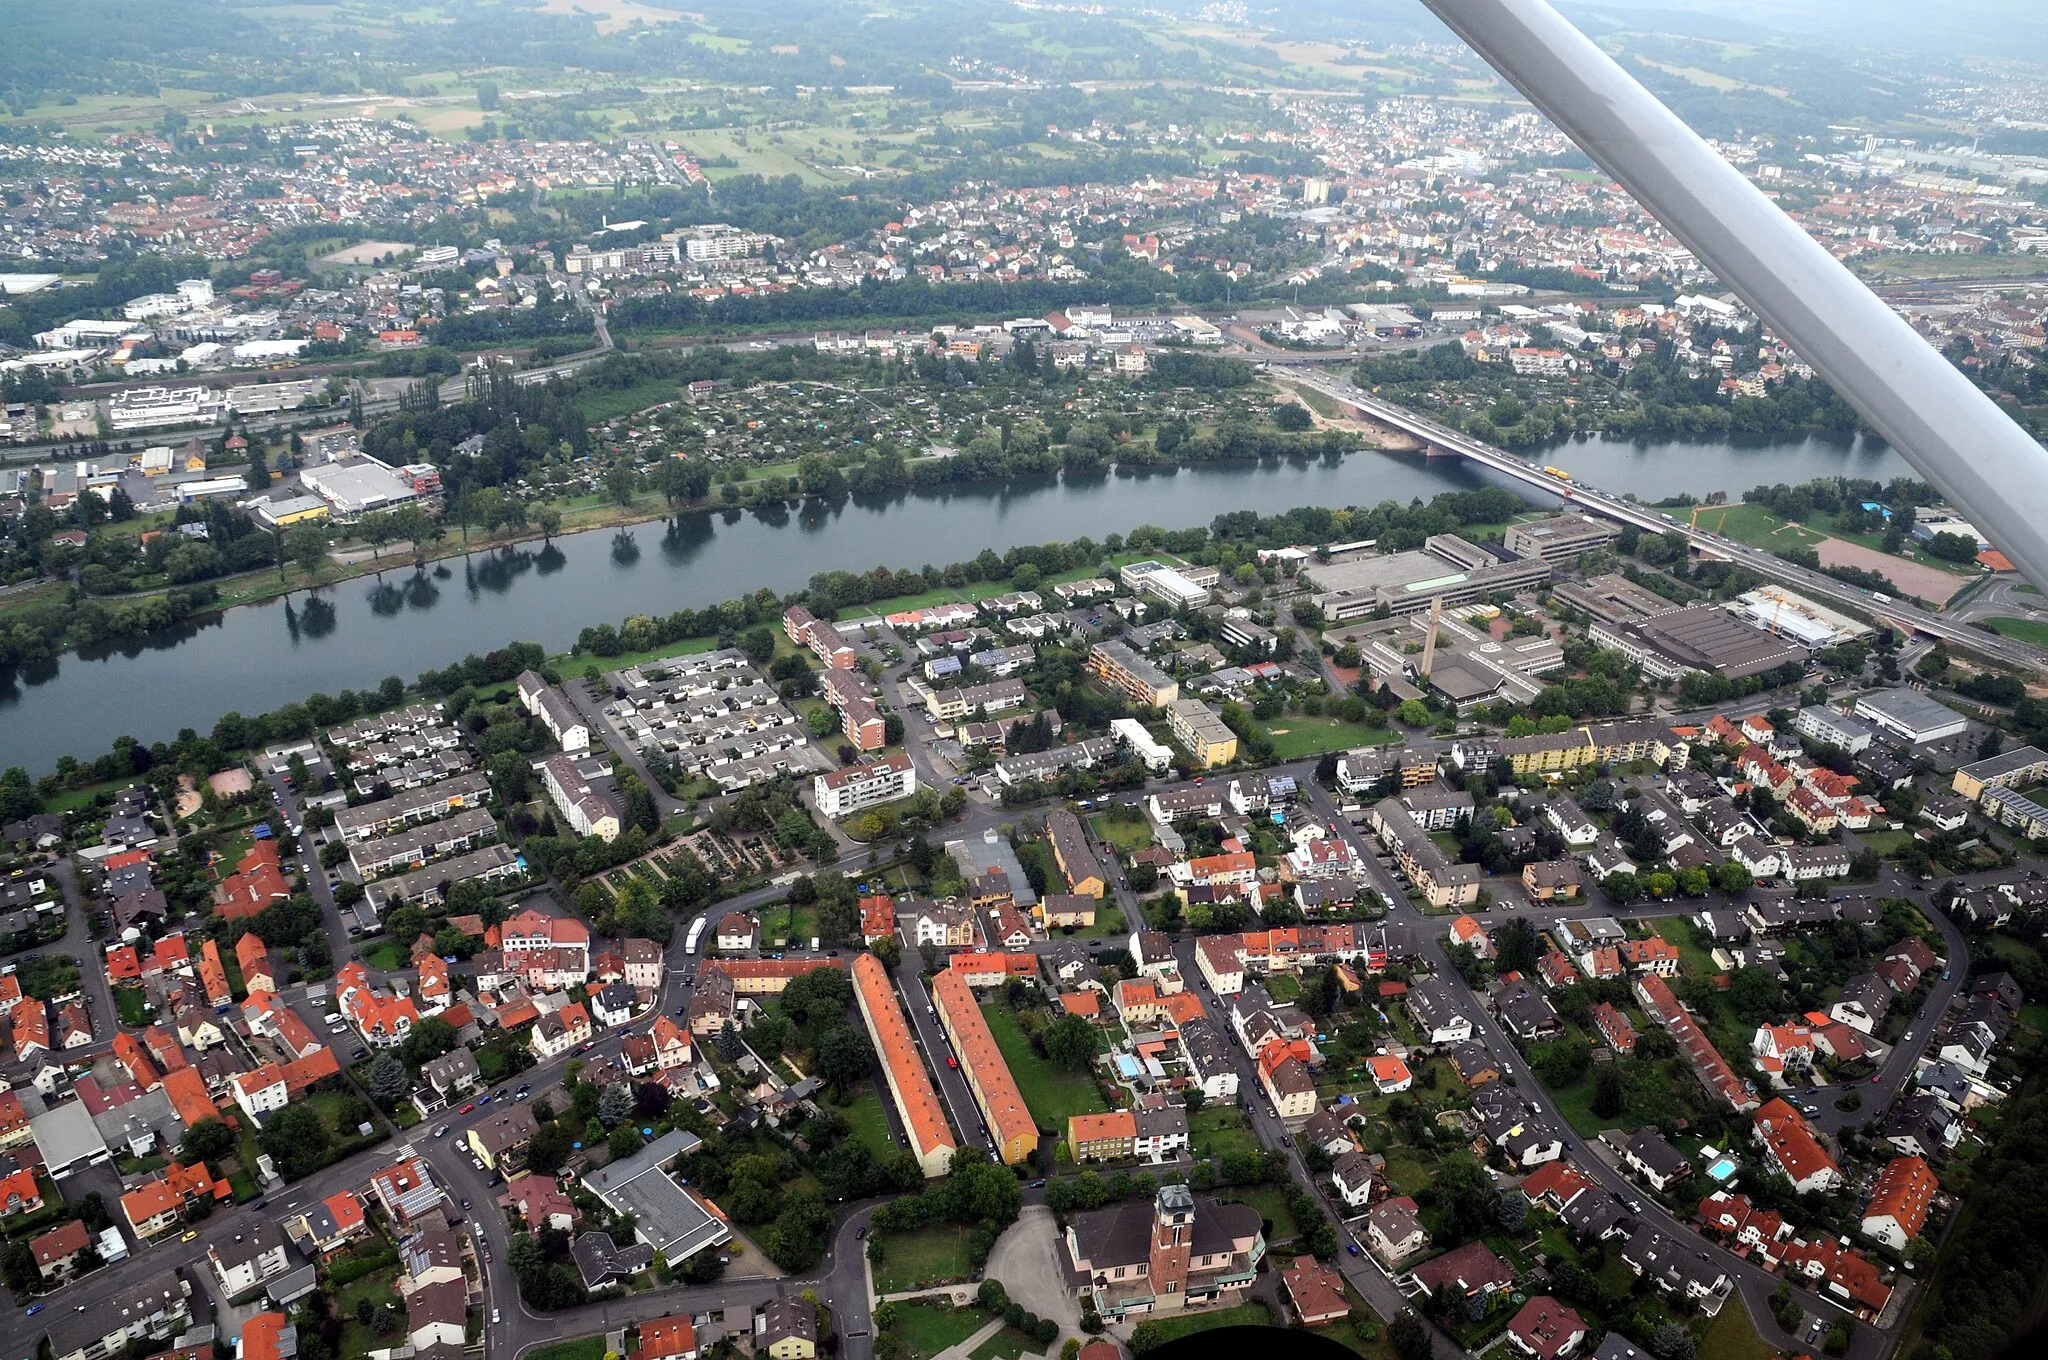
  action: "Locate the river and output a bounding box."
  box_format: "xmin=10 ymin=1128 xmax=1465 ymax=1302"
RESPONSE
xmin=0 ymin=432 xmax=1909 ymax=774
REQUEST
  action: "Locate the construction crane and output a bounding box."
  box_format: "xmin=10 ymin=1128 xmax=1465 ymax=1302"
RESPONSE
xmin=1685 ymin=502 xmax=1732 ymax=554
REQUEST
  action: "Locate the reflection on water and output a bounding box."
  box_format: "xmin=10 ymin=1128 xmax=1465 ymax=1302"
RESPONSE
xmin=299 ymin=596 xmax=337 ymax=639
xmin=0 ymin=433 xmax=1915 ymax=772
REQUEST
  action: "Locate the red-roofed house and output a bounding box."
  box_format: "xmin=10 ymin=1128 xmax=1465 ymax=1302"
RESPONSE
xmin=1619 ymin=938 xmax=1680 ymax=976
xmin=1754 ymin=1098 xmax=1841 ymax=1193
xmin=1280 ymin=1254 xmax=1350 ymax=1327
xmin=1780 ymin=1237 xmax=1891 ymax=1316
xmin=121 ymin=1161 xmax=231 ymax=1236
xmin=500 ymin=1171 xmax=579 ymax=1233
xmin=236 ymin=934 xmax=277 ymax=993
xmin=0 ymin=1166 xmax=44 ymax=1218
xmin=114 ymin=1032 xmax=163 ymax=1089
xmin=1505 ymin=1297 xmax=1585 ymax=1360
xmin=1751 ymin=1022 xmax=1816 ymax=1086
xmin=1861 ymin=1156 xmax=1937 ymax=1250
xmin=1696 ymin=1191 xmax=1790 ymax=1265
xmin=1520 ymin=1161 xmax=1594 ymax=1211
xmin=634 ymin=1316 xmax=700 ymax=1360
xmin=162 ymin=1066 xmax=220 ymax=1129
xmin=11 ymin=1003 xmax=48 ymax=1059
xmin=198 ymin=940 xmax=232 ymax=1007
xmin=215 ymin=841 xmax=291 ymax=920
xmin=860 ymin=896 xmax=896 ymax=943
xmin=1591 ymin=1002 xmax=1637 ymax=1055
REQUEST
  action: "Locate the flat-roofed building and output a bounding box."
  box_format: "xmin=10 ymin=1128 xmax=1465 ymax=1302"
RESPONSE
xmin=1309 ymin=535 xmax=1552 ymax=622
xmin=1166 ymin=699 xmax=1237 ymax=768
xmin=299 ymin=456 xmax=427 ymax=521
xmin=1120 ymin=560 xmax=1215 ymax=609
xmin=814 ymin=755 xmax=917 ymax=819
xmin=581 ymin=1128 xmax=729 ymax=1264
xmin=851 ymin=954 xmax=956 ymax=1177
xmin=1794 ymin=707 xmax=1876 ymax=754
xmin=1551 ymin=573 xmax=1679 ymax=624
xmin=931 ymin=969 xmax=1038 ymax=1164
xmin=1504 ymin=514 xmax=1620 ymax=563
xmin=1952 ymin=745 xmax=2048 ymax=801
xmin=1590 ymin=605 xmax=1809 ymax=680
xmin=1856 ymin=689 xmax=1968 ymax=745
xmin=1087 ymin=641 xmax=1178 ymax=708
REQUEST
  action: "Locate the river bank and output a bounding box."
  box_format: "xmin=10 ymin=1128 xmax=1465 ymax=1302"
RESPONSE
xmin=0 ymin=432 xmax=1917 ymax=774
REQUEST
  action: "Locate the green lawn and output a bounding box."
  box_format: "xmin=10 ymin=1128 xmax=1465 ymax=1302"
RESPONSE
xmin=360 ymin=941 xmax=404 ymax=971
xmin=861 ymin=553 xmax=1152 ymax=621
xmin=969 ymin=1326 xmax=1043 ymax=1360
xmin=1090 ymin=812 xmax=1155 ymax=856
xmin=1649 ymin=920 xmax=1719 ymax=979
xmin=1190 ymin=1105 xmax=1262 ymax=1160
xmin=1857 ymin=829 xmax=1914 ymax=857
xmin=546 ymin=633 xmax=718 ymax=678
xmin=115 ymin=987 xmax=153 ymax=1027
xmin=840 ymin=1083 xmax=897 ymax=1158
xmin=44 ymin=775 xmax=143 ymax=814
xmin=1383 ymin=1152 xmax=1432 ymax=1196
xmin=1697 ymin=1297 xmax=1777 ymax=1360
xmin=1985 ymin=617 xmax=2048 ymax=649
xmin=528 ymin=1340 xmax=607 ymax=1360
xmin=335 ymin=1265 xmax=405 ymax=1358
xmin=889 ymin=1304 xmax=996 ymax=1360
xmin=577 ymin=377 xmax=684 ymax=422
xmin=1698 ymin=502 xmax=1828 ymax=552
xmin=1258 ymin=718 xmax=1397 ymax=760
xmin=980 ymin=1003 xmax=1109 ymax=1132
xmin=1131 ymin=1302 xmax=1274 ymax=1346
xmin=1217 ymin=1185 xmax=1299 ymax=1244
xmin=871 ymin=1224 xmax=979 ymax=1294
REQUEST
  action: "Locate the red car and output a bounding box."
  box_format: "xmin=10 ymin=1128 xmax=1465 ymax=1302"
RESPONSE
xmin=458 ymin=1102 xmax=476 ymax=1114
xmin=947 ymin=1056 xmax=958 ymax=1069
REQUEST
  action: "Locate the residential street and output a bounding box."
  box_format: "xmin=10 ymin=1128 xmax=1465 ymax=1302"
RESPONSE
xmin=0 ymin=732 xmax=1998 ymax=1360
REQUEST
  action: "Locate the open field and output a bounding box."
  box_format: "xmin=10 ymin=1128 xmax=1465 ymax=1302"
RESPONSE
xmin=318 ymin=241 xmax=415 ymax=266
xmin=1258 ymin=716 xmax=1398 ymax=760
xmin=870 ymin=1225 xmax=979 ymax=1294
xmin=534 ymin=0 xmax=684 ymax=34
xmin=890 ymin=1304 xmax=996 ymax=1360
xmin=1856 ymin=251 xmax=2048 ymax=282
xmin=1986 ymin=617 xmax=2048 ymax=648
xmin=1815 ymin=538 xmax=1973 ymax=604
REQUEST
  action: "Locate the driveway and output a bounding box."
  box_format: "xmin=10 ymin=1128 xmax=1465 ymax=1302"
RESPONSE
xmin=982 ymin=1206 xmax=1080 ymax=1336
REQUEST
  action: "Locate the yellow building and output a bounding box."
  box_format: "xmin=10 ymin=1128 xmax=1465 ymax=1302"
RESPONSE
xmin=1166 ymin=699 xmax=1237 ymax=768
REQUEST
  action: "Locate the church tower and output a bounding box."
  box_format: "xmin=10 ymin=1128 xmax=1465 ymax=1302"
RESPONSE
xmin=1147 ymin=1183 xmax=1195 ymax=1307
